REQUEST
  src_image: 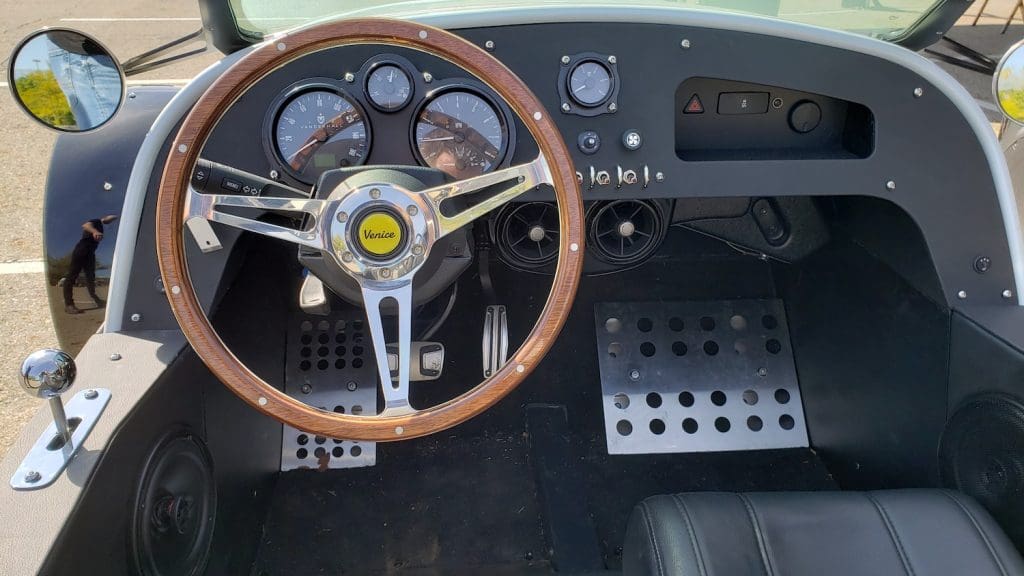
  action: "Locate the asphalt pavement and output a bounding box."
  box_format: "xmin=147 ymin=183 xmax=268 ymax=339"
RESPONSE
xmin=0 ymin=0 xmax=1021 ymax=456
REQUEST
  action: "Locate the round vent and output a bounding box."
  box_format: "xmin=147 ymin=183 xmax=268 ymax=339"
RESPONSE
xmin=589 ymin=200 xmax=665 ymax=265
xmin=494 ymin=202 xmax=559 ymax=269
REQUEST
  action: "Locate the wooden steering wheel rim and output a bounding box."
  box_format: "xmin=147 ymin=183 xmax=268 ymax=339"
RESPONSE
xmin=155 ymin=18 xmax=584 ymax=441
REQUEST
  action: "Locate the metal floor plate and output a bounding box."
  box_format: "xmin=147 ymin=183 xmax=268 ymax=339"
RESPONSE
xmin=594 ymin=300 xmax=808 ymax=455
xmin=282 ymin=315 xmax=377 ymax=471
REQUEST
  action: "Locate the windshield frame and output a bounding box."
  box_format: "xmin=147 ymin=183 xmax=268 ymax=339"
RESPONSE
xmin=198 ymin=0 xmax=968 ymax=54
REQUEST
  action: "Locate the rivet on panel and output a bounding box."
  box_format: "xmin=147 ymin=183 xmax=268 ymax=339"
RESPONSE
xmin=516 ymin=364 xmax=526 ymax=373
xmin=418 ymin=30 xmax=428 ymax=39
xmin=177 ymin=144 xmax=188 ymax=153
xmin=171 ymin=285 xmax=181 ymax=295
xmin=276 ymin=42 xmax=286 ymax=51
xmin=885 ymin=180 xmax=896 ymax=191
xmin=1004 ymin=289 xmax=1014 ymax=299
xmin=484 ymin=40 xmax=495 ymax=51
xmin=258 ymin=396 xmax=268 ymax=406
xmin=680 ymin=39 xmax=692 ymax=49
xmin=913 ymin=87 xmax=923 ymax=98
xmin=533 ymin=111 xmax=542 ymax=120
xmin=570 ymin=243 xmax=579 ymax=252
xmin=957 ymin=290 xmax=968 ymax=300
xmin=395 ymin=426 xmax=405 ymax=435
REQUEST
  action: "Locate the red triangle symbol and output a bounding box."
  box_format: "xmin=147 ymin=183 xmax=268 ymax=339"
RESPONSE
xmin=684 ymin=94 xmax=704 ymax=114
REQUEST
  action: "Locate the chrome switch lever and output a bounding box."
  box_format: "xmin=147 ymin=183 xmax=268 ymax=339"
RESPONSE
xmin=19 ymin=349 xmax=76 ymax=443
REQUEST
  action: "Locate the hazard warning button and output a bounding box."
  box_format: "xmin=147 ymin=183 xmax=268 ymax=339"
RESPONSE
xmin=683 ymin=94 xmax=704 ymax=114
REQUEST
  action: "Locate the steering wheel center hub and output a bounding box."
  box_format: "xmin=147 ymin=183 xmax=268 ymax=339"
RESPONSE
xmin=351 ymin=208 xmax=407 ymax=260
xmin=328 ymin=181 xmax=434 ymax=283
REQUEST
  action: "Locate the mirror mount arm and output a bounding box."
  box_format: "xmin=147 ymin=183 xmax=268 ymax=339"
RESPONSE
xmin=122 ymin=28 xmax=208 ymax=77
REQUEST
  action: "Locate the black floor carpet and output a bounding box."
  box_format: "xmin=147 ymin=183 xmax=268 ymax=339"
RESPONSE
xmin=252 ymin=229 xmax=837 ymax=575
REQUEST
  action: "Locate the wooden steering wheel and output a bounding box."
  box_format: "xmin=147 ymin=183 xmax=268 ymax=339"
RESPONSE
xmin=155 ymin=18 xmax=584 ymax=441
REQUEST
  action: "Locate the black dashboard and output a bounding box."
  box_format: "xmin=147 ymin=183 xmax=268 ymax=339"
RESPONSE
xmin=112 ymin=18 xmax=1016 ymax=332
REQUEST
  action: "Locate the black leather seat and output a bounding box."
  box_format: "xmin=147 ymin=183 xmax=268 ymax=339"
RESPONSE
xmin=624 ymin=490 xmax=1024 ymax=576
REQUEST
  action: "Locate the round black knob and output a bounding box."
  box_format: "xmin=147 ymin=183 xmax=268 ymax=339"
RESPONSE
xmin=789 ymin=101 xmax=821 ymax=134
xmin=577 ymin=130 xmax=600 ymax=155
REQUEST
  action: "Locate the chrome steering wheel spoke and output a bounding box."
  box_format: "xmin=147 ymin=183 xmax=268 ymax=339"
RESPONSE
xmin=185 ymin=185 xmax=331 ymax=250
xmin=421 ymin=155 xmax=552 ymax=238
xmin=360 ymin=281 xmax=414 ymax=416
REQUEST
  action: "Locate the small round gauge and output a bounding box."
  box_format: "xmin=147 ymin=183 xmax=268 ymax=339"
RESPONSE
xmin=414 ymin=89 xmax=508 ymax=179
xmin=568 ymin=60 xmax=612 ymax=107
xmin=366 ymin=64 xmax=413 ymax=112
xmin=273 ymin=88 xmax=370 ymax=183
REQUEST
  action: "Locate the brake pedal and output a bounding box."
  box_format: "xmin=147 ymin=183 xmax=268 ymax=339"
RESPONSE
xmin=386 ymin=342 xmax=445 ymax=381
xmin=482 ymin=305 xmax=508 ymax=378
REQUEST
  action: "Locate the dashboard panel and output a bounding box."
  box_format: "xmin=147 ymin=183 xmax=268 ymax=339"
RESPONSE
xmin=164 ymin=18 xmax=1016 ymax=320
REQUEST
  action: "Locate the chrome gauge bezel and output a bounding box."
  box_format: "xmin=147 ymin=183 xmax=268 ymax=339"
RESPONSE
xmin=409 ymin=80 xmax=516 ymax=178
xmin=363 ymin=59 xmax=415 ymax=113
xmin=262 ymin=78 xmax=373 ymax=185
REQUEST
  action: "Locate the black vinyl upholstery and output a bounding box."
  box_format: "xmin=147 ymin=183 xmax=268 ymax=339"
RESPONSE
xmin=623 ymin=490 xmax=1024 ymax=576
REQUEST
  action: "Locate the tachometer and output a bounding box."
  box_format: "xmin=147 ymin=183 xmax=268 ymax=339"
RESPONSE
xmin=414 ymin=89 xmax=508 ymax=179
xmin=274 ymin=88 xmax=370 ymax=183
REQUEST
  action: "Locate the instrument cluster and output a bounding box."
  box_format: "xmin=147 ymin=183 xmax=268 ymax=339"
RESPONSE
xmin=262 ymin=54 xmax=514 ymax=185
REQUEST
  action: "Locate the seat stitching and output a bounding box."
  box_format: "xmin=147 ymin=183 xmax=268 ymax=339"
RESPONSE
xmin=737 ymin=493 xmax=775 ymax=576
xmin=941 ymin=490 xmax=1010 ymax=576
xmin=865 ymin=492 xmax=916 ymax=576
xmin=640 ymin=501 xmax=667 ymax=576
xmin=671 ymin=494 xmax=709 ymax=576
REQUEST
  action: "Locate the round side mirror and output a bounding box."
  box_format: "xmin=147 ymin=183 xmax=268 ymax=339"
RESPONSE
xmin=8 ymin=29 xmax=125 ymax=132
xmin=995 ymin=39 xmax=1024 ymax=125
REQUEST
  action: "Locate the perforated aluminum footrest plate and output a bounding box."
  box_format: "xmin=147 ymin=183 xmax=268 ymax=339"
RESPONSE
xmin=595 ymin=300 xmax=808 ymax=454
xmin=282 ymin=314 xmax=377 ymax=470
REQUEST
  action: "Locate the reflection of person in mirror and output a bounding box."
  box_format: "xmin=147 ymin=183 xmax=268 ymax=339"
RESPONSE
xmin=64 ymin=215 xmax=117 ymax=315
xmin=46 ymin=32 xmax=120 ymax=129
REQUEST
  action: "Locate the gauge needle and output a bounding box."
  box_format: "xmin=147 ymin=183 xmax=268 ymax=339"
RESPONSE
xmin=419 ymin=136 xmax=455 ymax=142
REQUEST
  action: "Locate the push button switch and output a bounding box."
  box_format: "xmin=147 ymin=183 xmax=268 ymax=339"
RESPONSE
xmin=717 ymin=92 xmax=770 ymax=115
xmin=221 ymin=178 xmax=242 ymax=193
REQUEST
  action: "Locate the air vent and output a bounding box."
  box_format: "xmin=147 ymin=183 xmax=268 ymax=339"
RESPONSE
xmin=589 ymin=200 xmax=665 ymax=266
xmin=494 ymin=202 xmax=559 ymax=269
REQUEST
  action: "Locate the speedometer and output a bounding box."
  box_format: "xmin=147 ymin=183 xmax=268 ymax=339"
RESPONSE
xmin=414 ymin=89 xmax=508 ymax=179
xmin=273 ymin=88 xmax=370 ymax=183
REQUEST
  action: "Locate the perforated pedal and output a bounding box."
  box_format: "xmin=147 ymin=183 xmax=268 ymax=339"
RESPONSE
xmin=594 ymin=299 xmax=808 ymax=454
xmin=281 ymin=315 xmax=377 ymax=470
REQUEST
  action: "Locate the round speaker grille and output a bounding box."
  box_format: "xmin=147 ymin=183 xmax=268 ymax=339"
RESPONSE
xmin=132 ymin=432 xmax=217 ymax=576
xmin=939 ymin=393 xmax=1024 ymax=546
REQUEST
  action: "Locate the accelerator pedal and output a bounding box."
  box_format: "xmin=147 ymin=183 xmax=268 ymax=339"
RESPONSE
xmin=482 ymin=305 xmax=509 ymax=378
xmin=594 ymin=299 xmax=808 ymax=454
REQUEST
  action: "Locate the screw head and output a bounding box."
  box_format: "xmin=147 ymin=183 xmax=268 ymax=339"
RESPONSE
xmin=344 ymin=72 xmax=355 ymax=83
xmin=608 ymin=102 xmax=618 ymax=112
xmin=629 ymin=369 xmax=640 ymax=381
xmin=1004 ymin=289 xmax=1014 ymax=299
xmin=412 ymin=244 xmax=425 ymax=256
xmin=370 ymin=188 xmax=381 ymax=199
xmin=913 ymin=87 xmax=923 ymax=98
xmin=608 ymin=55 xmax=617 ymax=64
xmin=269 ymin=169 xmax=279 ymax=180
xmin=103 ymin=182 xmax=113 ymax=191
xmin=109 ymin=353 xmax=121 ymax=362
xmin=381 ymin=268 xmax=392 ymax=278
xmin=301 ymin=383 xmax=312 ymax=394
xmin=681 ymin=38 xmax=692 ymax=49
xmin=276 ymin=42 xmax=286 ymax=51
xmin=974 ymin=256 xmax=992 ymax=274
xmin=342 ymin=252 xmax=354 ymax=263
xmin=336 ymin=211 xmax=348 ymax=223
xmin=407 ymin=205 xmax=419 ymax=216
xmin=561 ymin=102 xmax=570 ymax=112
xmin=484 ymin=40 xmax=495 ymax=50
xmin=130 ymin=313 xmax=142 ymax=322
xmin=561 ymin=55 xmax=571 ymax=65
xmin=347 ymin=381 xmax=358 ymax=391
xmin=655 ymin=172 xmax=665 ymax=182
xmin=23 ymin=470 xmax=41 ymax=484
xmin=423 ymin=72 xmax=433 ymax=83
xmin=757 ymin=367 xmax=768 ymax=377
xmin=886 ymin=180 xmax=897 ymax=191
xmin=957 ymin=290 xmax=968 ymax=300
xmin=84 ymin=389 xmax=99 ymax=400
